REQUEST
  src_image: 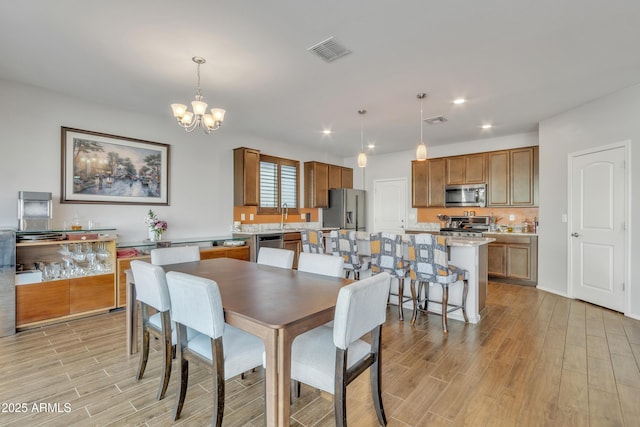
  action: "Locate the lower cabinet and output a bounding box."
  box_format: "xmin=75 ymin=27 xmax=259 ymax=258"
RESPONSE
xmin=16 ymin=274 xmax=115 ymax=327
xmin=488 ymin=234 xmax=538 ymax=285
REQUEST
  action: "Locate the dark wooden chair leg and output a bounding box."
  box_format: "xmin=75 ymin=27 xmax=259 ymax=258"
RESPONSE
xmin=397 ymin=278 xmax=404 ymax=321
xmin=370 ymin=327 xmax=387 ymax=425
xmin=461 ymin=279 xmax=469 ymax=323
xmin=441 ymin=284 xmax=449 ymax=333
xmin=410 ymin=280 xmax=418 ymax=325
xmin=173 ymin=325 xmax=189 ymax=421
xmin=212 ymin=337 xmax=225 ymax=427
xmin=136 ymin=304 xmax=150 ymax=381
xmin=334 ymin=349 xmax=348 ymax=427
xmin=158 ymin=310 xmax=172 ymax=400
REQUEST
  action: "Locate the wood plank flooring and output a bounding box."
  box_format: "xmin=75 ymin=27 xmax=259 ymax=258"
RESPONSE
xmin=1 ymin=281 xmax=640 ymax=426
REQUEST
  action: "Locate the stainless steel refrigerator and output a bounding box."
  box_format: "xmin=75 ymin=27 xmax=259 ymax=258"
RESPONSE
xmin=323 ymin=189 xmax=366 ymax=231
xmin=0 ymin=229 xmax=15 ymax=337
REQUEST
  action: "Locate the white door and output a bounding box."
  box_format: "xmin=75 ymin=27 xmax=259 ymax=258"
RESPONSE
xmin=569 ymin=143 xmax=627 ymax=312
xmin=373 ymin=178 xmax=407 ymax=233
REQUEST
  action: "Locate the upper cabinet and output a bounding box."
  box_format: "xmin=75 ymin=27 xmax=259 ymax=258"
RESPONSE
xmin=445 ymin=153 xmax=486 ymax=185
xmin=412 ymin=147 xmax=538 ymax=208
xmin=487 ymin=146 xmax=538 ymax=207
xmin=233 ymin=147 xmax=260 ymax=206
xmin=304 ymin=162 xmax=353 ymax=208
xmin=411 ymin=158 xmax=446 ymax=207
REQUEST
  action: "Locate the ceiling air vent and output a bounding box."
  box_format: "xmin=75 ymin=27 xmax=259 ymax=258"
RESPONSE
xmin=424 ymin=115 xmax=448 ymax=125
xmin=307 ymin=37 xmax=351 ymax=63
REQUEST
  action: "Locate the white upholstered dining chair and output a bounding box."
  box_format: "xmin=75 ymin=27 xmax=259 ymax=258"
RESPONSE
xmin=166 ymin=271 xmax=264 ymax=426
xmin=257 ymin=247 xmax=294 ymax=269
xmin=297 ymin=252 xmax=344 ymax=277
xmin=129 ymin=260 xmax=174 ymax=400
xmin=290 ymin=272 xmax=391 ymax=426
xmin=150 ymin=245 xmax=200 ymax=265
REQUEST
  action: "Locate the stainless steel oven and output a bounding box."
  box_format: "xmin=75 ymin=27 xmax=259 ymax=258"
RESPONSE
xmin=444 ymin=184 xmax=486 ymax=207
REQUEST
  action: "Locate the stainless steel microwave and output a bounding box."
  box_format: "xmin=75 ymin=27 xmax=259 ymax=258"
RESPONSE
xmin=444 ymin=184 xmax=486 ymax=207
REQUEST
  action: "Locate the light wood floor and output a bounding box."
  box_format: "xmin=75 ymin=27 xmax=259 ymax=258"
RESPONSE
xmin=1 ymin=282 xmax=640 ymax=426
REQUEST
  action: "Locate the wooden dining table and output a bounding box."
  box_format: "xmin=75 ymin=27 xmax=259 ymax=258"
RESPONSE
xmin=125 ymin=257 xmax=351 ymax=427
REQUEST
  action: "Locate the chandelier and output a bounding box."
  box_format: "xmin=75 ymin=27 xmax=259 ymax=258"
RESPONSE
xmin=170 ymin=57 xmax=226 ymax=134
xmin=416 ymin=93 xmax=427 ymax=161
xmin=357 ymin=109 xmax=367 ymax=168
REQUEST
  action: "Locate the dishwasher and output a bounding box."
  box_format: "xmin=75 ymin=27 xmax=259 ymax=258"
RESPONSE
xmin=254 ymin=233 xmax=283 ymax=261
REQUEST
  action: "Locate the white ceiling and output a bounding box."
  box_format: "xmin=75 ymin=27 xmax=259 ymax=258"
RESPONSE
xmin=2 ymin=1 xmax=640 ymax=157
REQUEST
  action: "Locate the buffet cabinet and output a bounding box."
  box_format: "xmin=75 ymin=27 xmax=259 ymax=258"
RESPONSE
xmin=15 ymin=235 xmax=117 ymax=328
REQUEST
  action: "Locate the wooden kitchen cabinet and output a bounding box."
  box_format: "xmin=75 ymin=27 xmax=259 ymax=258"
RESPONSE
xmin=69 ymin=274 xmax=114 ymax=314
xmin=445 ymin=153 xmax=486 ymax=185
xmin=487 ymin=146 xmax=538 ymax=207
xmin=411 ymin=158 xmax=446 ymax=207
xmin=283 ymin=232 xmax=302 ymax=269
xmin=340 ymin=167 xmax=353 ymax=189
xmin=510 ymin=147 xmax=538 ymax=206
xmin=488 ymin=234 xmax=538 ymax=285
xmin=233 ymin=147 xmax=260 ymax=206
xmin=305 ymin=161 xmax=352 ymax=208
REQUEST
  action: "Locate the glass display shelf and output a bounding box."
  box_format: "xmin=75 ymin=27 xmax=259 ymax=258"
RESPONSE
xmin=117 ymin=235 xmax=248 ymax=250
xmin=16 ymin=228 xmax=117 ymax=234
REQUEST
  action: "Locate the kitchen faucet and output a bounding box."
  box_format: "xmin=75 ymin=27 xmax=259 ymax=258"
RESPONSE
xmin=280 ymin=202 xmax=288 ymax=230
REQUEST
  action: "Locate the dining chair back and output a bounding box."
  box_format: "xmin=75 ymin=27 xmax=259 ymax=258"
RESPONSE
xmin=129 ymin=260 xmax=173 ymax=400
xmin=333 ymin=229 xmax=370 ymax=279
xmin=298 ymin=252 xmax=344 ymax=278
xmin=369 ymin=232 xmax=410 ymax=320
xmin=257 ymin=247 xmax=294 ymax=269
xmin=407 ymin=234 xmax=469 ymax=332
xmin=290 ymin=272 xmax=391 ymax=426
xmin=151 ymin=245 xmax=201 ymax=266
xmin=166 ymin=271 xmax=264 ymax=425
xmin=301 ymin=229 xmax=325 ymax=254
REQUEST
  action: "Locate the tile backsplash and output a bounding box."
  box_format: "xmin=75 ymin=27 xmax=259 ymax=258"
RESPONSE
xmin=417 ymin=207 xmax=539 ymax=227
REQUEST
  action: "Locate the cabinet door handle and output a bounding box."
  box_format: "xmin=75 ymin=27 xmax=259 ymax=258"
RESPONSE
xmin=571 ymin=232 xmax=580 ymax=237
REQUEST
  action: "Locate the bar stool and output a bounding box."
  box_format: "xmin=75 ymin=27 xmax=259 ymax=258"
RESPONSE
xmin=369 ymin=232 xmax=409 ymax=320
xmin=300 ymin=229 xmax=325 ymax=254
xmin=407 ymin=234 xmax=469 ymax=333
xmin=331 ymin=229 xmax=370 ymax=279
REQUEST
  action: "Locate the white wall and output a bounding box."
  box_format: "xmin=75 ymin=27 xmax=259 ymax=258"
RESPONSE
xmin=538 ymin=83 xmax=640 ymax=319
xmin=0 ymin=79 xmax=341 ymax=241
xmin=344 ymin=133 xmax=538 ymax=230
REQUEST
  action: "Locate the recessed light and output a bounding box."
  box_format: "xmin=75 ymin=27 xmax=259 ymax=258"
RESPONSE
xmin=322 ymin=129 xmax=332 ymax=135
xmin=453 ymin=98 xmax=466 ymax=105
xmin=367 ymin=143 xmax=375 ymax=149
xmin=481 ymin=124 xmax=492 ymax=129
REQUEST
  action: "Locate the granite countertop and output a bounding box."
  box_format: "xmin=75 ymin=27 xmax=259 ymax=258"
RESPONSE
xmin=483 ymin=231 xmax=538 ymax=236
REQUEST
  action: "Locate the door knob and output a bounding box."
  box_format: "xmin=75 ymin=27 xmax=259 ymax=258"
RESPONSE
xmin=571 ymin=232 xmax=580 ymax=237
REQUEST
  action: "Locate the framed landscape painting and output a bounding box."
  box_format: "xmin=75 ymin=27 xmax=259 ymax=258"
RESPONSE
xmin=61 ymin=127 xmax=170 ymax=205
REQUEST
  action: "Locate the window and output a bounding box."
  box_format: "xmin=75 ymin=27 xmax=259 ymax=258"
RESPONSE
xmin=259 ymin=154 xmax=299 ymax=214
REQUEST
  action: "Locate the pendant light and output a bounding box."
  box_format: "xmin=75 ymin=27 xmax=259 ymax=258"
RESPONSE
xmin=415 ymin=93 xmax=427 ymax=161
xmin=357 ymin=109 xmax=368 ymax=168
